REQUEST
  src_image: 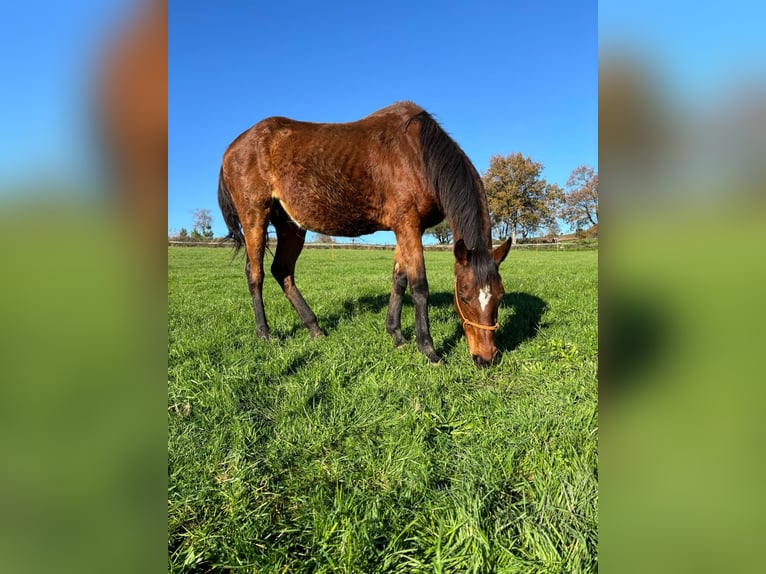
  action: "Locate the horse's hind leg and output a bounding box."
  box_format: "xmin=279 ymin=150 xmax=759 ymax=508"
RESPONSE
xmin=270 ymin=204 xmax=324 ymax=338
xmin=242 ymin=206 xmax=272 ymax=339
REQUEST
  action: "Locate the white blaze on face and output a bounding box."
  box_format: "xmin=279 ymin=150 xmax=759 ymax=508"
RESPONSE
xmin=478 ymin=285 xmax=492 ymax=312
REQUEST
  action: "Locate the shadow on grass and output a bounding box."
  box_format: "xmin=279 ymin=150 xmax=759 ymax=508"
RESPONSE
xmin=430 ymin=291 xmax=548 ymax=358
xmin=496 ymin=292 xmax=549 ymax=351
xmin=303 ymin=290 xmax=547 ymax=358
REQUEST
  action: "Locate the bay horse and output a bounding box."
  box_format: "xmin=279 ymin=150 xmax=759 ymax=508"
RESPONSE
xmin=218 ymin=102 xmax=512 ymax=367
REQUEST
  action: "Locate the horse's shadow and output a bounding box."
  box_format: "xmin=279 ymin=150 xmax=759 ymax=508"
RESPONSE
xmin=495 ymin=292 xmax=549 ymax=350
xmin=315 ymin=290 xmax=548 ymax=358
xmin=430 ymin=291 xmax=548 ymax=357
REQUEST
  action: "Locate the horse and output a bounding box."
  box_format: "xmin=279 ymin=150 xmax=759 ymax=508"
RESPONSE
xmin=218 ymin=101 xmax=512 ymax=367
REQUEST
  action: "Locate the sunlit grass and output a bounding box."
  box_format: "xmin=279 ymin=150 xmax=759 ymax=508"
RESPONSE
xmin=168 ymin=246 xmax=597 ymax=572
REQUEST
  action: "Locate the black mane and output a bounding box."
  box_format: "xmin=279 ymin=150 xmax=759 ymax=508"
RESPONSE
xmin=413 ymin=110 xmax=497 ymax=285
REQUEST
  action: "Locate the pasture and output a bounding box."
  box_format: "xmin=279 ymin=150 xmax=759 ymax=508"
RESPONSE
xmin=168 ymin=246 xmax=598 ymax=573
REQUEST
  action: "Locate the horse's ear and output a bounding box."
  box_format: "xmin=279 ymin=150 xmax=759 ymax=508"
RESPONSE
xmin=493 ymin=237 xmax=512 ymax=266
xmin=454 ymin=239 xmax=471 ymax=266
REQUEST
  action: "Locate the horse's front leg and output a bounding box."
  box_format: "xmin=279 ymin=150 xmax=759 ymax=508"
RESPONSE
xmin=409 ymin=268 xmax=439 ymax=363
xmin=393 ymin=230 xmax=440 ymax=363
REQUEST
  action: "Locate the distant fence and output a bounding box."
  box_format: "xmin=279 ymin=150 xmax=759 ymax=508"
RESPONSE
xmin=169 ymin=240 xmax=597 ymax=250
xmin=168 ymin=241 xmax=237 ymax=248
xmin=503 ymin=241 xmax=598 ymax=250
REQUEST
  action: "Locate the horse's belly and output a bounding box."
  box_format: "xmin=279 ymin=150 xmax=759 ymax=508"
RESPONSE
xmin=275 ymin=186 xmax=387 ymax=238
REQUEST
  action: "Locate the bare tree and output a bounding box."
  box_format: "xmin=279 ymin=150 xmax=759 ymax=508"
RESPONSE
xmin=192 ymin=208 xmax=214 ymax=238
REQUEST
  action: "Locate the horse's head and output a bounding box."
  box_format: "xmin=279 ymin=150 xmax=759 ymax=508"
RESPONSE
xmin=453 ymin=238 xmax=512 ymax=367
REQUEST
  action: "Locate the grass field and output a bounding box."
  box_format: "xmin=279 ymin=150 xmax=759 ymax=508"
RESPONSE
xmin=168 ymin=246 xmax=598 ymax=573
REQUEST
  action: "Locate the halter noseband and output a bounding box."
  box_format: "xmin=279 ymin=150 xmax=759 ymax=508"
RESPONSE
xmin=453 ymin=280 xmax=499 ymax=331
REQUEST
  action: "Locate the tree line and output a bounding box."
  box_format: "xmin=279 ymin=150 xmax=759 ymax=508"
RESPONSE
xmin=170 ymin=208 xmax=214 ymax=241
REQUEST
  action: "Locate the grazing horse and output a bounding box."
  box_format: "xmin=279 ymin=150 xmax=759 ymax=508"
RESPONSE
xmin=218 ymin=102 xmax=512 ymax=366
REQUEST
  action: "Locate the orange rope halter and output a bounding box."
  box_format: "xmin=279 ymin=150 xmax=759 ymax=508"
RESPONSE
xmin=453 ymin=280 xmax=499 ymax=331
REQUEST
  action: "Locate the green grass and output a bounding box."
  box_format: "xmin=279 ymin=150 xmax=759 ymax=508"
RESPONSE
xmin=168 ymin=247 xmax=597 ymax=573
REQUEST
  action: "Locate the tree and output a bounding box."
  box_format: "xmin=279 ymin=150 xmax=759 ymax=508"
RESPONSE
xmin=312 ymin=233 xmax=335 ymax=244
xmin=178 ymin=227 xmax=189 ymax=240
xmin=561 ymin=165 xmax=598 ymax=232
xmin=427 ymin=220 xmax=452 ymax=245
xmin=192 ymin=208 xmax=214 ymax=239
xmin=482 ymin=153 xmax=563 ymax=245
xmin=544 ymin=221 xmax=560 ymax=241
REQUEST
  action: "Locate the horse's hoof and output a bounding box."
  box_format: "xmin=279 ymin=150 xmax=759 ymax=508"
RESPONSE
xmin=310 ymin=328 xmax=326 ymax=339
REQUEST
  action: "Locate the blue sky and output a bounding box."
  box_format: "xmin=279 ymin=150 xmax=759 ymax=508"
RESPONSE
xmin=169 ymin=0 xmax=597 ymax=242
xmin=2 ymin=1 xmax=763 ymax=242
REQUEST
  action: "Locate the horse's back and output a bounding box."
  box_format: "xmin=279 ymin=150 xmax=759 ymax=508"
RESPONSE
xmin=363 ymin=100 xmax=424 ymax=121
xmin=222 ymin=102 xmax=441 ymax=236
xmin=225 ymin=101 xmax=424 ymax=168
xmin=253 ymin=100 xmax=424 ymax=143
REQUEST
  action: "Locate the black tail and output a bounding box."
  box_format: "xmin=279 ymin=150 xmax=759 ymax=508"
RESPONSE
xmin=217 ymin=167 xmax=245 ymax=255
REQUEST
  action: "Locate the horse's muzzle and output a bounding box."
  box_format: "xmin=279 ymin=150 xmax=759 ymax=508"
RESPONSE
xmin=472 ymin=350 xmax=501 ymax=368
